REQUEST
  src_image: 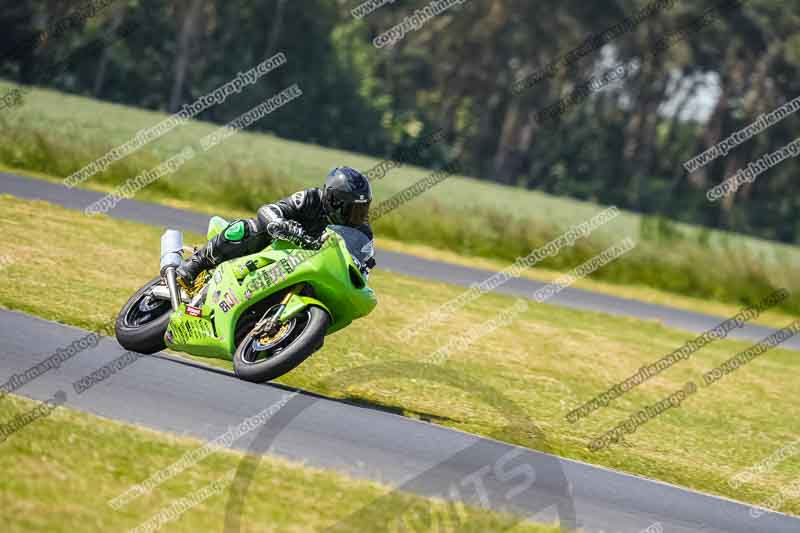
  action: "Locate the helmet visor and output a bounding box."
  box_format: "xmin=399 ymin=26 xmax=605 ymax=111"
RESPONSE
xmin=345 ymin=201 xmax=371 ymax=226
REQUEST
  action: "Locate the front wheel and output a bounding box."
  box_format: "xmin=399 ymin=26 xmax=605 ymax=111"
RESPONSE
xmin=115 ymin=277 xmax=172 ymax=354
xmin=233 ymin=306 xmax=330 ymax=383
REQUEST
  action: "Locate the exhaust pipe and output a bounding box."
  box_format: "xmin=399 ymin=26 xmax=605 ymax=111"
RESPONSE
xmin=160 ymin=230 xmax=184 ymax=311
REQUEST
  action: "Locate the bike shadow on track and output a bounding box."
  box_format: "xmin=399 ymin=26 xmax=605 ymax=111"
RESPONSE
xmin=218 ymin=360 xmax=579 ymax=532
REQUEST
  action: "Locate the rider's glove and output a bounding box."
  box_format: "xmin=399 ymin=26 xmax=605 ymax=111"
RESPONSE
xmin=301 ymin=235 xmax=323 ymax=250
xmin=267 ymin=220 xmax=305 ymax=244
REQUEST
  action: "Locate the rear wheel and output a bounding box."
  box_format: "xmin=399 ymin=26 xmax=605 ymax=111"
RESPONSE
xmin=233 ymin=306 xmax=329 ymax=383
xmin=115 ymin=277 xmax=172 ymax=354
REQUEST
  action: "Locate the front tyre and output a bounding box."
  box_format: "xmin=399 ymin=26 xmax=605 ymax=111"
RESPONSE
xmin=115 ymin=276 xmax=172 ymax=354
xmin=234 ymin=306 xmax=330 ymax=383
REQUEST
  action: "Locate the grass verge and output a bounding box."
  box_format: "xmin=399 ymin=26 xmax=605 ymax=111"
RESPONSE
xmin=1 ymin=195 xmax=799 ymax=518
xmin=374 ymin=236 xmax=798 ymax=330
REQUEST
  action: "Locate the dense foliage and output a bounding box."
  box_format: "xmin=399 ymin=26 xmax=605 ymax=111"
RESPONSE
xmin=2 ymin=0 xmax=799 ymax=244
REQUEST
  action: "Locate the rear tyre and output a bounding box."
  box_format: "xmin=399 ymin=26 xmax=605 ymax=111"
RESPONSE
xmin=233 ymin=306 xmax=329 ymax=383
xmin=115 ymin=276 xmax=172 ymax=354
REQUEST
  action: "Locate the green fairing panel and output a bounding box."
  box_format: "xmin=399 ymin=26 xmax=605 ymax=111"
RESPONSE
xmin=163 ymin=307 xmax=229 ymax=359
xmin=280 ymin=294 xmax=331 ymax=322
xmin=207 ymin=216 xmax=229 ymax=240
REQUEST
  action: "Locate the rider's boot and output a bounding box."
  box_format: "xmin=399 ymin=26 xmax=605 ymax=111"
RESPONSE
xmin=176 ymin=243 xmax=215 ymax=285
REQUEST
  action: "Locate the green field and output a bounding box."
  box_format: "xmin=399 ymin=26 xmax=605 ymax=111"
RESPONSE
xmin=1 ymin=80 xmax=799 ymax=316
xmin=0 ymin=392 xmax=559 ymax=533
xmin=2 ymin=195 xmax=799 ymax=518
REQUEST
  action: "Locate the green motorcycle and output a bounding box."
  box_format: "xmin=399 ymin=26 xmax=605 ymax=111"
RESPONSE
xmin=115 ymin=217 xmax=377 ymax=382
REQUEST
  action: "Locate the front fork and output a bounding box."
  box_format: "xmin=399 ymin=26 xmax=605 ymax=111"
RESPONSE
xmin=252 ymin=284 xmax=304 ymax=337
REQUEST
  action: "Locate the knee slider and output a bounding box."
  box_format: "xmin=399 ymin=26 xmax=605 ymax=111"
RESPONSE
xmin=223 ymin=220 xmax=248 ymax=242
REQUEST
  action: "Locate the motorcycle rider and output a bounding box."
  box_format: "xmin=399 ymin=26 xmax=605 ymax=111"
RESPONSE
xmin=177 ymin=166 xmax=374 ymax=284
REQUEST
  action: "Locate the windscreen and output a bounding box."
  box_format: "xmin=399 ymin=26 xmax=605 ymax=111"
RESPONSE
xmin=328 ymin=225 xmax=374 ymax=266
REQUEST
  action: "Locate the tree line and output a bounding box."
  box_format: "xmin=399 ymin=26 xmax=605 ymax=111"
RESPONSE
xmin=1 ymin=0 xmax=799 ymax=245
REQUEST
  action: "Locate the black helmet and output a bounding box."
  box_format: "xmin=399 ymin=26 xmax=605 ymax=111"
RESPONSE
xmin=322 ymin=167 xmax=372 ymax=226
